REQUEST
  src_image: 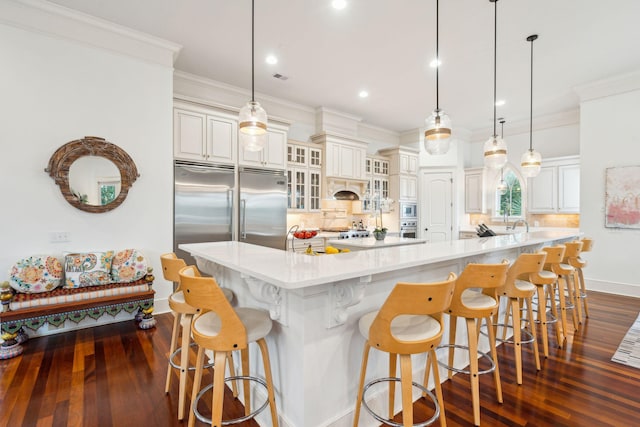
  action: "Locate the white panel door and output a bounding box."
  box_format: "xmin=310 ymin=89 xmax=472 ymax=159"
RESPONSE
xmin=420 ymin=171 xmax=453 ymax=242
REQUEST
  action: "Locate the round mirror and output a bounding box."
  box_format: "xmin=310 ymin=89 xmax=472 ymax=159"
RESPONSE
xmin=68 ymin=156 xmax=122 ymax=206
xmin=46 ymin=136 xmax=139 ymax=213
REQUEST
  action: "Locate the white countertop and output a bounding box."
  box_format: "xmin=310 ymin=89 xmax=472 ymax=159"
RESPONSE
xmin=180 ymin=229 xmax=581 ymax=290
xmin=328 ymin=236 xmax=427 ymax=249
xmin=459 ymin=225 xmax=579 ymax=235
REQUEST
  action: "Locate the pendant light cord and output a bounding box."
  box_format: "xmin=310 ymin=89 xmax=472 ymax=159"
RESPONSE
xmin=529 ymin=36 xmax=534 ymax=152
xmin=492 ymin=0 xmax=497 ymax=137
xmin=251 ymin=0 xmax=255 ymax=103
xmin=435 ymin=0 xmax=440 ymax=111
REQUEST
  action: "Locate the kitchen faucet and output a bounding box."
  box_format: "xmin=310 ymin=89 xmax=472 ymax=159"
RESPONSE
xmin=509 ymin=219 xmax=529 ymax=232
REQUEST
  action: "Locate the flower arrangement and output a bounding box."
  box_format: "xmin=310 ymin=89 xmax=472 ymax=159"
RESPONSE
xmin=373 ymin=208 xmax=387 ymax=240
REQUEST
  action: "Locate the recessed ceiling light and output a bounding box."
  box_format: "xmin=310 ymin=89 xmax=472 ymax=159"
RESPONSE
xmin=358 ymin=90 xmax=369 ymax=98
xmin=495 ymin=100 xmax=506 ymax=106
xmin=429 ymin=58 xmax=441 ymax=68
xmin=265 ymin=55 xmax=278 ymax=65
xmin=332 ymin=0 xmax=347 ymax=10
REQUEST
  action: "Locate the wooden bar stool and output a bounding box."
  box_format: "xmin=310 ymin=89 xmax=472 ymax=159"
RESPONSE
xmin=568 ymin=238 xmax=593 ymax=321
xmin=353 ymin=274 xmax=456 ymax=427
xmin=179 ymin=265 xmax=278 ymax=427
xmin=529 ymin=264 xmax=561 ymax=357
xmin=543 ymin=244 xmax=581 ymax=343
xmin=441 ymin=261 xmax=509 ymax=426
xmin=160 ymin=253 xmax=235 ymax=421
xmin=562 ymin=241 xmax=584 ymax=324
xmin=496 ymin=252 xmax=546 ymax=385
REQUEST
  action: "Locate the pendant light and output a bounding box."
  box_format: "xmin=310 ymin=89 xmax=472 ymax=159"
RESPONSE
xmin=483 ymin=0 xmax=507 ymax=169
xmin=424 ymin=0 xmax=452 ymax=155
xmin=521 ymin=34 xmax=542 ymax=178
xmin=238 ymin=0 xmax=268 ymax=152
xmin=496 ymin=119 xmax=509 ymax=195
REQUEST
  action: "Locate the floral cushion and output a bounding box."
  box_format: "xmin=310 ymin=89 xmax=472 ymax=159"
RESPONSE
xmin=64 ymin=251 xmax=114 ymax=288
xmin=9 ymin=256 xmax=63 ymax=293
xmin=111 ymin=249 xmax=147 ymax=283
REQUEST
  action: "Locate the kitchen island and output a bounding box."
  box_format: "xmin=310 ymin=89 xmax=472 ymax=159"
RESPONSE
xmin=328 ymin=236 xmax=427 ymax=250
xmin=180 ymin=229 xmax=581 ymax=427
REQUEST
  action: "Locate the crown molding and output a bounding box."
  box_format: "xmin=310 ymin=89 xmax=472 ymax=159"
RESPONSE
xmin=574 ymin=69 xmax=640 ymax=103
xmin=469 ymin=109 xmax=579 ymax=143
xmin=0 ymin=0 xmax=181 ymax=67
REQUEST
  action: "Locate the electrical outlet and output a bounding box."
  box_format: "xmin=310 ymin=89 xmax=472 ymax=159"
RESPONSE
xmin=50 ymin=231 xmax=71 ymax=243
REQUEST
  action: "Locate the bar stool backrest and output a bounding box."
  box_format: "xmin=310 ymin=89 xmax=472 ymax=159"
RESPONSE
xmin=500 ymin=253 xmax=547 ymax=297
xmin=368 ymin=273 xmax=456 ymax=354
xmin=580 ymin=238 xmax=594 ymax=253
xmin=179 ymin=265 xmax=248 ymax=351
xmin=563 ymin=241 xmax=583 ymax=262
xmin=449 ymin=260 xmax=510 ymax=318
xmin=160 ymin=253 xmax=187 ymax=289
xmin=541 ymin=245 xmax=566 ymax=270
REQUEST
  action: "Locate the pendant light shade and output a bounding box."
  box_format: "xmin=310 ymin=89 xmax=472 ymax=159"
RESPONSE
xmin=424 ymin=0 xmax=452 ymax=155
xmin=240 ymin=0 xmax=267 ymax=152
xmin=521 ymin=34 xmax=542 ymax=178
xmin=483 ymin=0 xmax=507 ymax=170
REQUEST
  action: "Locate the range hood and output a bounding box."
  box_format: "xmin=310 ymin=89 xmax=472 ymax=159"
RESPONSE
xmin=333 ymin=190 xmax=359 ymax=201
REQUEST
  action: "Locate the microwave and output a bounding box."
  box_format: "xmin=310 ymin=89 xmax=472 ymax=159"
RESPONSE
xmin=400 ymin=202 xmax=417 ymax=218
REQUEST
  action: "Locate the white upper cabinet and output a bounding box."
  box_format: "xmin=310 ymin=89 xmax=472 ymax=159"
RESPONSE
xmin=464 ymin=168 xmax=485 ymax=213
xmin=286 ymin=142 xmax=322 ymax=212
xmin=528 ymin=156 xmax=580 ymax=214
xmin=239 ymin=125 xmax=287 ymax=169
xmin=379 ymin=147 xmax=419 ymax=202
xmin=324 ymin=140 xmax=367 ymax=180
xmin=174 ymin=105 xmax=236 ymax=164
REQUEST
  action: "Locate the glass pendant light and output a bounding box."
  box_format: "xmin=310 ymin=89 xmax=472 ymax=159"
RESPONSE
xmin=496 ymin=119 xmax=509 ymax=195
xmin=483 ymin=0 xmax=507 ymax=169
xmin=239 ymin=0 xmax=268 ymax=152
xmin=521 ymin=34 xmax=542 ymax=178
xmin=424 ymin=0 xmax=452 ymax=155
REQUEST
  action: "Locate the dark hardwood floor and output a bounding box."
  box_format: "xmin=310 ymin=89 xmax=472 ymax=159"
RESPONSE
xmin=1 ymin=291 xmax=639 ymax=426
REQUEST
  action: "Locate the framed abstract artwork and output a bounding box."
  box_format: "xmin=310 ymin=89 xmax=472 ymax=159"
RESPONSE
xmin=605 ymin=166 xmax=640 ymax=229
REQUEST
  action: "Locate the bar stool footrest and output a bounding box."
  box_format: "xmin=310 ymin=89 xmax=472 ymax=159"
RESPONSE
xmin=436 ymin=344 xmax=496 ymax=375
xmin=490 ymin=323 xmax=535 ymax=345
xmin=193 ymin=375 xmax=269 ymax=425
xmin=169 ymin=342 xmax=214 ymax=371
xmin=362 ymin=377 xmax=440 ymax=427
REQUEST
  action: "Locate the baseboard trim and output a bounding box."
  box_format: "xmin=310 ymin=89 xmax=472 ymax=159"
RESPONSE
xmin=587 ymin=278 xmax=640 ymax=298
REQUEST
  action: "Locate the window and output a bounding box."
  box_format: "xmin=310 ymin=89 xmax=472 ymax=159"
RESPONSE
xmin=495 ymin=168 xmax=523 ymax=218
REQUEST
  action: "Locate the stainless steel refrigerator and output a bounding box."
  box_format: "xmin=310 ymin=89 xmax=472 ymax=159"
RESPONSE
xmin=238 ymin=167 xmax=287 ymax=250
xmin=174 ymin=161 xmax=287 ymax=266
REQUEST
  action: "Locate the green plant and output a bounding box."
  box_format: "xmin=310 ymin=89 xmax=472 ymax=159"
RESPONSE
xmin=373 ymin=227 xmax=388 ymax=233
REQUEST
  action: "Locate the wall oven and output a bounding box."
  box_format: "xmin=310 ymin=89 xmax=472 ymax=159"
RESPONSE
xmin=400 ymin=220 xmax=417 ymax=239
xmin=400 ymin=202 xmax=417 ymax=219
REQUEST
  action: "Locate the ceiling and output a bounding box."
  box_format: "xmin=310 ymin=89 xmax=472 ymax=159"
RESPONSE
xmin=49 ymin=0 xmax=640 ymax=136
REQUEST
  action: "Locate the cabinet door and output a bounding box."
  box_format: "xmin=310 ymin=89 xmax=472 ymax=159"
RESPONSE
xmin=528 ymin=166 xmax=557 ymax=213
xmin=465 ymin=172 xmax=483 ymax=213
xmin=309 ymin=148 xmax=322 ymax=168
xmin=309 ymin=170 xmax=321 ymax=211
xmin=558 ymin=164 xmax=580 ymax=213
xmin=239 ymin=143 xmax=263 ymax=167
xmin=206 ymin=115 xmax=236 ymax=164
xmin=339 ymin=145 xmax=356 ymax=178
xmin=174 ymin=108 xmax=206 ymax=161
xmin=408 ymin=155 xmax=418 ymax=174
xmin=265 ymin=128 xmax=287 ymax=169
xmin=400 ymin=176 xmax=418 ymax=200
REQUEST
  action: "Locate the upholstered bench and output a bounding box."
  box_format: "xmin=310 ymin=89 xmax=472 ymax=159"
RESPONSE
xmin=0 ymin=249 xmax=156 ymax=359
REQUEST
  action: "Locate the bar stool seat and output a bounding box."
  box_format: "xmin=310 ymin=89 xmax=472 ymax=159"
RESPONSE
xmin=180 ymin=265 xmax=278 ymax=427
xmin=161 ymin=253 xmax=236 ymax=421
xmin=353 ymin=274 xmax=457 ymax=427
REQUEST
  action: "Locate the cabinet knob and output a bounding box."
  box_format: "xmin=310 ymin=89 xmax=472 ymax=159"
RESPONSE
xmin=424 ymin=228 xmax=429 ymax=231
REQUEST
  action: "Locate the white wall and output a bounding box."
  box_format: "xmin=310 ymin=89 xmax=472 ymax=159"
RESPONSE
xmin=580 ymin=87 xmax=640 ymax=296
xmin=0 ymin=21 xmax=175 ymax=332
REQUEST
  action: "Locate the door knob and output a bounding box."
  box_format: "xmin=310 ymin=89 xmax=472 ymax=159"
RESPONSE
xmin=424 ymin=228 xmax=429 ymax=231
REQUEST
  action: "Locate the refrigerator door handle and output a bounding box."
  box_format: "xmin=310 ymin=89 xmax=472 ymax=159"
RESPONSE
xmin=240 ymin=198 xmax=247 ymax=239
xmin=227 ymin=189 xmax=233 ymax=236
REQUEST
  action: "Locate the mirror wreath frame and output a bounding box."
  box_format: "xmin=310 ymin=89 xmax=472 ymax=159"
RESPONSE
xmin=45 ymin=136 xmax=139 ymax=213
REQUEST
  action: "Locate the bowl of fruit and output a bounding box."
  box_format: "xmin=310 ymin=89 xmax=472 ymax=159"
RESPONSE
xmin=293 ymin=229 xmax=318 ymax=239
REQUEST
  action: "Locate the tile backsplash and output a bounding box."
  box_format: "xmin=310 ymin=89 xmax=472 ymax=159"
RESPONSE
xmin=468 ymin=213 xmax=580 ymax=228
